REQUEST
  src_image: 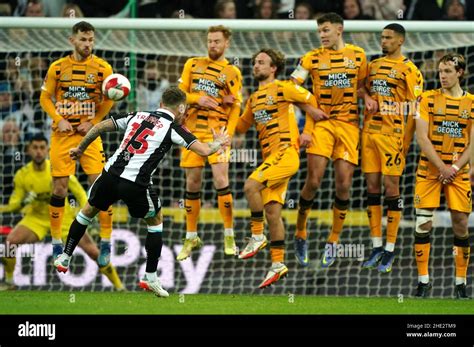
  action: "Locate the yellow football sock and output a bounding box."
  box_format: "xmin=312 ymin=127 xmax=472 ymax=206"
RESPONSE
xmin=50 ymin=195 xmax=66 ymax=241
xmin=185 ymin=191 xmax=201 ymax=232
xmin=415 ymin=242 xmax=430 ymax=277
xmin=99 ymin=263 xmax=124 ymax=290
xmin=2 ymin=257 xmax=16 ymax=283
xmin=270 ymin=241 xmax=285 ymax=263
xmin=217 ymin=187 xmax=233 ymax=230
xmin=251 ymin=211 xmax=264 ymax=235
xmin=295 ymin=196 xmax=313 ymax=240
xmin=454 ymin=236 xmax=470 ymax=281
xmin=99 ymin=206 xmax=113 ymax=240
xmin=327 ymin=197 xmax=349 ymax=244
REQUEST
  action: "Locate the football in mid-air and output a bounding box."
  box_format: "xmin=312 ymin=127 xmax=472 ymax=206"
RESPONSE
xmin=102 ymin=73 xmax=130 ymax=101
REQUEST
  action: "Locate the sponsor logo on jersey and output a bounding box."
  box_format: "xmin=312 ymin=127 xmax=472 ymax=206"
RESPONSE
xmin=63 ymin=86 xmax=91 ymax=100
xmin=370 ymin=79 xmax=392 ymax=97
xmin=324 ymin=73 xmax=351 ymax=88
xmin=254 ymin=109 xmax=273 ymax=124
xmin=436 ymin=120 xmax=462 ymax=138
xmin=194 ymin=78 xmax=219 ymax=98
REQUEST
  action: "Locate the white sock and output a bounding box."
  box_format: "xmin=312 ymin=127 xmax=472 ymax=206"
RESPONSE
xmin=224 ymin=228 xmax=234 ymax=237
xmin=385 ymin=242 xmax=395 ymax=252
xmin=101 ymin=238 xmax=110 ymax=243
xmin=272 ymin=262 xmax=283 ymax=268
xmin=455 ymin=277 xmax=466 ymax=285
xmin=418 ymin=275 xmax=429 ymax=284
xmin=52 ymin=238 xmax=63 ymax=245
xmin=252 ymin=234 xmax=264 ymax=241
xmin=186 ymin=232 xmax=198 ymax=240
xmin=371 ymin=237 xmax=383 ymax=248
xmin=145 ymin=272 xmax=157 ymax=282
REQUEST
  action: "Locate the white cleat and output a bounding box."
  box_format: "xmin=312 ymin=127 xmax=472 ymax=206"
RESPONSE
xmin=239 ymin=235 xmax=268 ymax=259
xmin=54 ymin=253 xmax=71 ymax=273
xmin=139 ymin=278 xmax=169 ymax=298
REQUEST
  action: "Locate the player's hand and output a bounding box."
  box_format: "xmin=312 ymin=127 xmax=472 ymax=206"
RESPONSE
xmin=77 ymin=122 xmax=94 ymax=136
xmin=57 ymin=119 xmax=73 ymax=133
xmin=212 ymin=127 xmax=231 ymax=149
xmin=69 ymin=147 xmax=83 ymax=160
xmin=299 ymin=133 xmax=312 ymax=148
xmin=308 ymin=108 xmax=329 ymax=122
xmin=198 ymin=96 xmax=219 ymax=110
xmin=22 ymin=191 xmax=37 ymax=206
xmin=222 ymin=94 xmax=236 ymax=106
xmin=438 ymin=165 xmax=458 ymax=184
xmin=364 ymin=95 xmax=378 ymax=114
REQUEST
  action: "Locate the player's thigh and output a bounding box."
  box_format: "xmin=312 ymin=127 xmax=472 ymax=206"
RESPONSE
xmin=445 ymin=177 xmax=472 ymax=213
xmin=306 ymin=120 xmax=336 ymax=159
xmin=50 ymin=134 xmax=80 ymax=177
xmin=376 ymin=134 xmax=404 ymax=176
xmin=262 ymin=179 xmax=290 ymax=206
xmin=208 ymin=146 xmax=230 ymax=166
xmin=249 ymin=147 xmax=299 ymax=187
xmin=121 ymin=182 xmax=161 ymax=219
xmin=333 ymin=121 xmax=359 ymax=165
xmin=10 ymin=217 xmax=45 ymax=243
xmin=361 ymin=132 xmax=381 ymax=174
xmin=88 ymin=172 xmax=119 ymax=212
xmin=80 ymin=137 xmax=105 ymax=176
xmin=414 ymin=178 xmax=442 ymax=209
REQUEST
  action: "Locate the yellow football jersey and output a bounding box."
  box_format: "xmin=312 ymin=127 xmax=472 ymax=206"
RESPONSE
xmin=363 ymin=56 xmax=424 ymax=137
xmin=4 ymin=160 xmax=87 ymax=218
xmin=417 ymin=89 xmax=474 ymax=179
xmin=41 ymin=54 xmax=113 ymax=131
xmin=179 ymin=57 xmax=243 ymax=136
xmin=237 ymin=80 xmax=317 ymax=159
xmin=291 ymin=44 xmax=368 ymax=126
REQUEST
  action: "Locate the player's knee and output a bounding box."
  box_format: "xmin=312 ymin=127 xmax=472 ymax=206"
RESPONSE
xmin=6 ymin=232 xmax=21 ymax=245
xmin=452 ymin=215 xmax=468 ymax=238
xmin=415 ymin=209 xmax=434 ymax=234
xmin=213 ymin=177 xmax=228 ymax=189
xmin=306 ymin=173 xmax=322 ymax=191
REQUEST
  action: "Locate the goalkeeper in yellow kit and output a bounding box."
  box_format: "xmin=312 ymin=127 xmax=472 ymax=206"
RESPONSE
xmin=0 ymin=135 xmax=123 ymax=291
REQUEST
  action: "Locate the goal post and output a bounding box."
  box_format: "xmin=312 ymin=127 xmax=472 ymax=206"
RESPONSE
xmin=0 ymin=18 xmax=473 ymax=297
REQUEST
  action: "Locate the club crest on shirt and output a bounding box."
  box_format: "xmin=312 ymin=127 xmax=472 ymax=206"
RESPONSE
xmin=388 ymin=69 xmax=398 ymax=79
xmin=266 ymin=95 xmax=275 ymax=105
xmin=460 ymin=109 xmax=470 ymax=119
xmin=344 ymin=57 xmax=356 ymax=69
xmin=218 ymin=74 xmax=227 ymax=84
xmin=86 ymin=73 xmax=95 ymax=84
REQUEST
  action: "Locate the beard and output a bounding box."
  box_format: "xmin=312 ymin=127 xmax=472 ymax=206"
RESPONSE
xmin=254 ymin=72 xmax=268 ymax=81
xmin=208 ymin=50 xmax=222 ymax=61
xmin=382 ymin=48 xmax=388 ymax=54
xmin=76 ymin=47 xmax=91 ymax=58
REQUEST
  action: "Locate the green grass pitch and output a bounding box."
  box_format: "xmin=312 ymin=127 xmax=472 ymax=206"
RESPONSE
xmin=1 ymin=291 xmax=473 ymax=314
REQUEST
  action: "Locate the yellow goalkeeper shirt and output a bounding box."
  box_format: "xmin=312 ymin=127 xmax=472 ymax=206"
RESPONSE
xmin=2 ymin=159 xmax=87 ymax=218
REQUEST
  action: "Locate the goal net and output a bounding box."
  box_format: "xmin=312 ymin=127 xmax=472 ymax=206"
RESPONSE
xmin=0 ymin=18 xmax=473 ymax=298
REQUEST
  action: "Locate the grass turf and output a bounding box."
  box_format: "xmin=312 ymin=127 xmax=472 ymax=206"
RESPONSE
xmin=1 ymin=291 xmax=473 ymax=314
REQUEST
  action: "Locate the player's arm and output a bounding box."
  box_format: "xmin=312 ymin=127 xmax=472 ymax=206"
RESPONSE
xmin=357 ymin=57 xmax=377 ymax=114
xmin=68 ymin=175 xmax=88 ymax=208
xmin=70 ymin=118 xmax=116 ymax=160
xmin=178 ymin=59 xmax=218 ymax=109
xmin=223 ymin=67 xmax=243 ymax=136
xmin=39 ymin=64 xmax=73 ymax=133
xmin=171 ymin=123 xmax=229 ymax=156
xmin=403 ymin=68 xmax=424 ymax=156
xmin=0 ymin=172 xmax=28 ymax=213
xmin=234 ymin=99 xmax=253 ymax=134
xmin=415 ymin=100 xmax=457 ymax=183
xmin=290 ymin=54 xmax=310 ymax=85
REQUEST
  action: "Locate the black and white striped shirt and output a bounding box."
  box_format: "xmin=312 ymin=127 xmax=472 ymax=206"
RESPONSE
xmin=106 ymin=109 xmax=196 ymax=187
